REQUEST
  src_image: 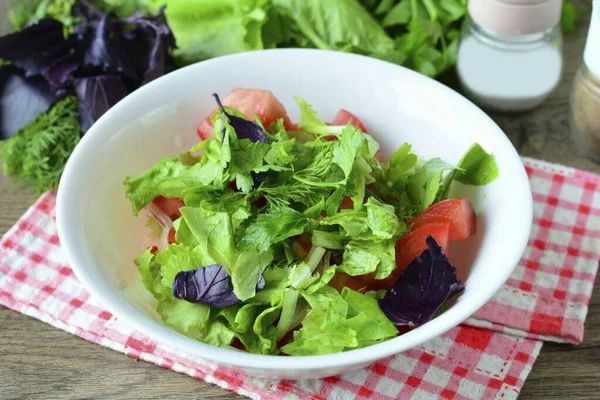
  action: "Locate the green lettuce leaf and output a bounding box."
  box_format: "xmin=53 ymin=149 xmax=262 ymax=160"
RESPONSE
xmin=366 ymin=197 xmax=401 ymax=239
xmin=295 ymin=96 xmax=344 ymax=136
xmin=320 ymin=197 xmax=405 ymax=240
xmin=134 ymin=248 xmax=170 ymax=300
xmin=146 ymin=0 xmax=268 ymax=65
xmin=407 ymin=158 xmax=455 ymax=212
xmin=240 ymin=207 xmax=310 ymax=253
xmin=337 ymin=238 xmax=396 ymax=278
xmin=229 ymin=138 xmax=270 ymax=193
xmin=386 ymin=142 xmax=418 ymax=182
xmin=271 ymin=0 xmax=396 ymax=61
xmin=332 ymin=126 xmax=366 ymax=182
xmin=157 ymin=298 xmax=211 ymax=339
xmin=155 ymin=243 xmax=216 ymax=290
xmin=230 ymin=250 xmax=274 ymax=301
xmin=341 ymin=287 xmax=398 ymax=347
xmin=180 ymin=206 xmax=271 ymax=301
xmin=311 ymin=230 xmax=347 ymax=250
xmin=204 ymin=320 xmax=237 ymax=347
xmin=281 ymin=285 xmax=396 ymax=355
xmin=454 ymin=143 xmax=499 ymax=186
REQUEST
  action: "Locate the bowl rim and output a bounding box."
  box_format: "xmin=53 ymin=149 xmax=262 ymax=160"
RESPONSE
xmin=56 ymin=48 xmax=533 ymax=371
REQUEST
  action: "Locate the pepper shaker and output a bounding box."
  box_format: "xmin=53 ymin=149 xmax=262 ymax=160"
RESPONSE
xmin=569 ymin=1 xmax=600 ymax=162
xmin=456 ymin=0 xmax=563 ymax=112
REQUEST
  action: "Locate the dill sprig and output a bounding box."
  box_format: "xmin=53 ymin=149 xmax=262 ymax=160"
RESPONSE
xmin=0 ymin=96 xmax=81 ymax=194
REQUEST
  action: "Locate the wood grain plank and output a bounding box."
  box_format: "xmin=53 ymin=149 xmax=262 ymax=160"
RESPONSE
xmin=0 ymin=1 xmax=598 ymax=399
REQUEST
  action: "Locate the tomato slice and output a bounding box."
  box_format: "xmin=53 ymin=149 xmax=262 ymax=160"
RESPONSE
xmin=366 ymin=222 xmax=451 ymax=291
xmin=331 ymin=109 xmax=368 ymax=133
xmin=340 ymin=196 xmax=354 ymax=210
xmin=152 ymin=196 xmax=185 ymax=220
xmin=412 ymin=198 xmax=476 ymax=241
xmin=196 ymin=116 xmax=214 ymax=140
xmin=224 ymin=88 xmax=293 ymax=128
xmin=396 ymin=222 xmax=451 ymax=269
xmin=196 ymin=88 xmax=294 ymax=139
xmin=341 ymin=200 xmax=475 ymax=292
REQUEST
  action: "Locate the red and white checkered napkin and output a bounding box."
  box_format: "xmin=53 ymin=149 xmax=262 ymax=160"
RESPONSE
xmin=1 ymin=158 xmax=599 ymax=400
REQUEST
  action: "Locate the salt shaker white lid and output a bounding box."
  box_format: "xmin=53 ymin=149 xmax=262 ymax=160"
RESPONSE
xmin=468 ymin=0 xmax=562 ymax=36
xmin=584 ymin=1 xmax=600 ymax=78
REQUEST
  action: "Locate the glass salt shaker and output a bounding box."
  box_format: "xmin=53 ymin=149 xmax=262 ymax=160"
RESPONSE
xmin=456 ymin=0 xmax=563 ymax=112
xmin=570 ymin=1 xmax=600 ymax=163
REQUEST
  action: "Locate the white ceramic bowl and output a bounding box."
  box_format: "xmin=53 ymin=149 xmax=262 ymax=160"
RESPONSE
xmin=56 ymin=49 xmax=532 ymax=380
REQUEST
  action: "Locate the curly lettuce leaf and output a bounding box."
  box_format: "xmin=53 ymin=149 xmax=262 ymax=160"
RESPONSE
xmin=338 ymin=239 xmax=397 ymax=278
xmin=157 ymin=297 xmax=212 ymax=339
xmin=281 ymin=285 xmax=397 ymax=355
xmin=271 ymin=0 xmax=397 ymax=61
xmin=406 ymin=158 xmax=455 ymax=212
xmin=240 ymin=206 xmax=310 ymax=253
xmin=146 ymin=0 xmax=268 ymax=65
xmin=454 ymin=143 xmax=499 ymax=186
xmin=180 ymin=206 xmax=273 ymax=301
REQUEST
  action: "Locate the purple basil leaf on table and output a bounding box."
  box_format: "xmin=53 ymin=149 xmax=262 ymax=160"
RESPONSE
xmin=74 ymin=75 xmax=128 ymax=132
xmin=173 ymin=264 xmax=266 ymax=308
xmin=72 ymin=10 xmax=138 ymax=81
xmin=379 ymin=236 xmax=465 ymax=326
xmin=43 ymin=61 xmax=79 ymax=96
xmin=0 ymin=19 xmax=75 ymax=78
xmin=121 ymin=7 xmax=177 ymax=84
xmin=0 ymin=67 xmax=58 ymax=139
xmin=213 ymin=93 xmax=268 ymax=143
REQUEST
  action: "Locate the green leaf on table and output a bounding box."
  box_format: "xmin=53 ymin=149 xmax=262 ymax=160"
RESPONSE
xmin=145 ymin=0 xmax=268 ymax=65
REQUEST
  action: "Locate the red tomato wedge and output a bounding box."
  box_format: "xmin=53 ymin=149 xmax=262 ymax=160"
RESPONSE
xmin=363 ymin=199 xmax=476 ymax=291
xmin=152 ymin=196 xmax=185 ymax=221
xmin=411 ymin=198 xmax=476 ymax=241
xmin=340 ymin=196 xmax=354 ymax=210
xmin=396 ymin=222 xmax=451 ymax=269
xmin=331 ymin=109 xmax=368 ymax=133
xmin=196 ymin=117 xmax=213 ymax=140
xmin=196 ymin=88 xmax=294 ymax=140
xmin=365 ymin=222 xmax=451 ymax=291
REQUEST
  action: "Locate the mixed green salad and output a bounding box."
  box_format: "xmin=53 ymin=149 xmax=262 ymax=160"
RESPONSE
xmin=124 ymin=88 xmax=498 ymax=355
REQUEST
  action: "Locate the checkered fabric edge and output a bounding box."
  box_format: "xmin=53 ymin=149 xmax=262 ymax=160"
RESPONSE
xmin=1 ymin=156 xmax=598 ymax=399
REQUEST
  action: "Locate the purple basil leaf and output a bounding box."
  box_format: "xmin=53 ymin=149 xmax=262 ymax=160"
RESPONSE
xmin=0 ymin=19 xmax=74 ymax=78
xmin=43 ymin=61 xmax=79 ymax=95
xmin=0 ymin=67 xmax=58 ymax=139
xmin=72 ymin=9 xmax=138 ymax=81
xmin=172 ymin=264 xmax=266 ymax=308
xmin=213 ymin=93 xmax=268 ymax=143
xmin=120 ymin=7 xmax=176 ymax=84
xmin=74 ymin=75 xmax=128 ymax=132
xmin=379 ymin=236 xmax=465 ymax=327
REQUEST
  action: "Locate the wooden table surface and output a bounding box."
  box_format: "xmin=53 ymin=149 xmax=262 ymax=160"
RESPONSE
xmin=1 ymin=2 xmax=599 ymax=399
